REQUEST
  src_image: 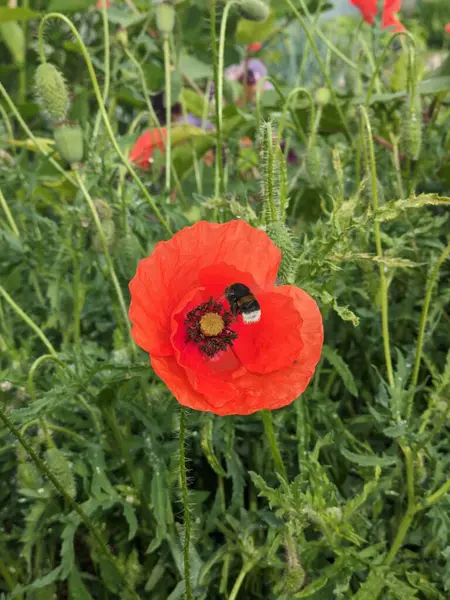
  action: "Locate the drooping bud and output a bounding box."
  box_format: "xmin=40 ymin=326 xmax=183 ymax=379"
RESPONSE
xmin=315 ymin=87 xmax=330 ymax=107
xmin=403 ymin=98 xmax=422 ymax=161
xmin=53 ymin=121 xmax=84 ymax=165
xmin=35 ymin=63 xmax=70 ymax=123
xmin=239 ymin=0 xmax=270 ymax=22
xmin=156 ymin=1 xmax=176 ymax=34
xmin=93 ymin=219 xmax=116 ymax=253
xmin=305 ymin=146 xmax=322 ymax=188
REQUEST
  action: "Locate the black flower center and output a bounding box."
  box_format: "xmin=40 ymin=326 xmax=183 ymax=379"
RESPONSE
xmin=185 ymin=297 xmax=238 ymax=357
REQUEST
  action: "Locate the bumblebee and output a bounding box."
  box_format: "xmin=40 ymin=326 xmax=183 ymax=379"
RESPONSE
xmin=225 ymin=283 xmax=261 ymax=324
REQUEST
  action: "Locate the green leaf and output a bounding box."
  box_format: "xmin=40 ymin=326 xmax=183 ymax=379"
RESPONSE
xmin=123 ymin=500 xmax=138 ymax=541
xmin=201 ymin=415 xmax=227 ymax=477
xmin=45 ymin=447 xmax=76 ymax=499
xmin=47 ymin=0 xmax=93 ymax=11
xmin=341 ymin=448 xmax=398 ymax=467
xmin=236 ymin=10 xmax=276 ymax=44
xmin=0 ymin=7 xmax=39 ymax=23
xmin=385 ymin=573 xmax=418 ymax=599
xmin=179 ymin=54 xmax=213 ymax=80
xmin=294 ymin=575 xmax=328 ymax=597
xmin=68 ymin=568 xmax=94 ymax=600
xmin=322 ymin=345 xmax=358 ymax=396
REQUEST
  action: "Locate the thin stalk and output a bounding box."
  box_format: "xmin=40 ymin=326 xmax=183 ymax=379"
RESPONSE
xmin=260 ymin=410 xmax=287 ymax=481
xmin=73 ymin=239 xmax=82 ymax=349
xmin=163 ymin=34 xmax=172 ymax=191
xmin=211 ymin=0 xmax=226 ymax=197
xmin=0 ymin=404 xmax=141 ymax=600
xmin=227 ymin=552 xmax=263 ymax=600
xmin=28 ymin=354 xmax=64 ymax=401
xmin=179 ymin=407 xmax=192 ymax=600
xmin=286 ymin=0 xmax=352 ymax=142
xmin=92 ymin=0 xmax=111 ymax=142
xmin=73 ymin=168 xmax=133 ymax=345
xmin=425 ymin=478 xmax=450 ymax=507
xmin=359 ymin=107 xmax=394 ymax=387
xmin=408 ymin=242 xmax=450 ymax=409
xmin=0 ymin=285 xmax=57 ymax=356
xmin=38 ymin=14 xmax=172 ymax=237
xmin=0 ymin=186 xmax=20 ymax=236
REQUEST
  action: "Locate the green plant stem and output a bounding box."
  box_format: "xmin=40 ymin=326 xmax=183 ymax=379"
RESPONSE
xmin=0 ymin=403 xmax=141 ymax=600
xmin=211 ymin=0 xmax=227 ymax=197
xmin=0 ymin=185 xmax=20 ymax=236
xmin=359 ymin=107 xmax=394 ymax=387
xmin=425 ymin=477 xmax=450 ymax=506
xmin=409 ymin=242 xmax=450 ymax=400
xmin=92 ymin=0 xmax=111 ymax=142
xmin=286 ymin=0 xmax=352 ymax=143
xmin=28 ymin=354 xmax=64 ymax=401
xmin=38 ymin=13 xmax=172 ymax=237
xmin=163 ymin=34 xmax=172 ymax=191
xmin=179 ymin=407 xmax=192 ymax=600
xmin=260 ymin=410 xmax=287 ymax=481
xmin=0 ymin=285 xmax=57 ymax=356
xmin=73 ymin=168 xmax=133 ymax=345
xmin=227 ymin=552 xmax=263 ymax=600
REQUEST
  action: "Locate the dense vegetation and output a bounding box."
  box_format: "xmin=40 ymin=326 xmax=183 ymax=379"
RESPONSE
xmin=0 ymin=1 xmax=449 ymax=599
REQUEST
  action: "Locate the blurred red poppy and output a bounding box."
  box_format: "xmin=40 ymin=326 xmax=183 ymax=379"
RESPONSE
xmin=95 ymin=0 xmax=111 ymax=7
xmin=350 ymin=0 xmax=404 ymax=31
xmin=129 ymin=220 xmax=323 ymax=415
xmin=446 ymin=24 xmax=450 ymax=34
xmin=129 ymin=128 xmax=167 ymax=168
xmin=248 ymin=42 xmax=262 ymax=52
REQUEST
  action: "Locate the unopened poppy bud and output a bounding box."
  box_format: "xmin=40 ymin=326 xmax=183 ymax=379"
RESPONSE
xmin=94 ymin=198 xmax=113 ymax=220
xmin=116 ymin=26 xmax=128 ymax=48
xmin=156 ymin=2 xmax=176 ymax=34
xmin=404 ymin=99 xmax=422 ymax=161
xmin=93 ymin=219 xmax=116 ymax=253
xmin=305 ymin=146 xmax=322 ymax=187
xmin=315 ymin=87 xmax=330 ymax=107
xmin=362 ymin=175 xmax=384 ymax=205
xmin=240 ymin=0 xmax=270 ymax=22
xmin=54 ymin=121 xmax=84 ymax=165
xmin=0 ymin=22 xmax=25 ymax=66
xmin=266 ymin=222 xmax=297 ymax=284
xmin=284 ymin=566 xmax=306 ymax=594
xmin=35 ymin=63 xmax=70 ymax=123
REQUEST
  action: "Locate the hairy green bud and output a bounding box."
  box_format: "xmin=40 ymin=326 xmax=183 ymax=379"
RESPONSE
xmin=403 ymin=99 xmax=422 ymax=161
xmin=305 ymin=146 xmax=322 ymax=188
xmin=93 ymin=219 xmax=116 ymax=253
xmin=315 ymin=87 xmax=330 ymax=107
xmin=45 ymin=448 xmax=76 ymax=499
xmin=240 ymin=0 xmax=270 ymax=22
xmin=54 ymin=122 xmax=84 ymax=165
xmin=266 ymin=222 xmax=297 ymax=284
xmin=156 ymin=2 xmax=176 ymax=34
xmin=35 ymin=63 xmax=69 ymax=123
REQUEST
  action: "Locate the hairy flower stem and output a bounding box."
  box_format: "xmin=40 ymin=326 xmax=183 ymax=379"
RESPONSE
xmin=38 ymin=13 xmax=172 ymax=237
xmin=261 ymin=410 xmax=287 ymax=481
xmin=0 ymin=285 xmax=57 ymax=356
xmin=0 ymin=404 xmax=141 ymax=600
xmin=359 ymin=107 xmax=394 ymax=388
xmin=163 ymin=34 xmax=172 ymax=191
xmin=408 ymin=242 xmax=450 ymax=409
xmin=74 ymin=169 xmax=134 ymax=347
xmin=179 ymin=407 xmax=192 ymax=600
xmin=92 ymin=1 xmax=111 ymax=142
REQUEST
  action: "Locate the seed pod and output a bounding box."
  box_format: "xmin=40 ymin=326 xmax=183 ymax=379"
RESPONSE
xmin=93 ymin=219 xmax=116 ymax=253
xmin=94 ymin=198 xmax=113 ymax=220
xmin=35 ymin=63 xmax=69 ymax=123
xmin=156 ymin=2 xmax=176 ymax=34
xmin=283 ymin=566 xmax=306 ymax=594
xmin=305 ymin=146 xmax=322 ymax=187
xmin=117 ymin=233 xmax=141 ymax=278
xmin=0 ymin=22 xmax=25 ymax=66
xmin=240 ymin=0 xmax=270 ymax=22
xmin=315 ymin=87 xmax=330 ymax=107
xmin=403 ymin=99 xmax=422 ymax=161
xmin=54 ymin=121 xmax=84 ymax=165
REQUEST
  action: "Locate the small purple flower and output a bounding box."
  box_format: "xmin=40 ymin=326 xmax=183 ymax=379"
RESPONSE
xmin=178 ymin=113 xmax=214 ymax=130
xmin=224 ymin=58 xmax=273 ymax=90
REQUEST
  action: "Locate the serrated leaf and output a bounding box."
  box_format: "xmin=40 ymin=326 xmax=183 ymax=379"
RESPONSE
xmin=294 ymin=575 xmax=328 ymax=597
xmin=322 ymin=345 xmax=358 ymax=396
xmin=123 ymin=499 xmax=138 ymax=541
xmin=341 ymin=447 xmax=397 ymax=467
xmin=45 ymin=447 xmax=76 ymax=499
xmin=68 ymin=568 xmax=94 ymax=600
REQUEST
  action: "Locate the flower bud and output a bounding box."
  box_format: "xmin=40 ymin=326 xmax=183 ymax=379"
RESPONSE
xmin=93 ymin=219 xmax=116 ymax=253
xmin=94 ymin=199 xmax=113 ymax=220
xmin=305 ymin=146 xmax=322 ymax=187
xmin=315 ymin=87 xmax=330 ymax=107
xmin=266 ymin=221 xmax=297 ymax=284
xmin=156 ymin=2 xmax=176 ymax=34
xmin=35 ymin=63 xmax=70 ymax=123
xmin=403 ymin=99 xmax=422 ymax=161
xmin=240 ymin=0 xmax=270 ymax=22
xmin=53 ymin=121 xmax=84 ymax=165
xmin=116 ymin=26 xmax=128 ymax=48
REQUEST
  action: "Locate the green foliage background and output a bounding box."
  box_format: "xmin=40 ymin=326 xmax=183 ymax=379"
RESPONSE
xmin=0 ymin=0 xmax=450 ymax=599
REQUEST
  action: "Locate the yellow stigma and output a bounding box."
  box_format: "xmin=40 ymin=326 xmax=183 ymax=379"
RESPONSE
xmin=199 ymin=312 xmax=224 ymax=337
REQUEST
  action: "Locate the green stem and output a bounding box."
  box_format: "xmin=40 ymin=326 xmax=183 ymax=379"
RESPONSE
xmin=179 ymin=407 xmax=192 ymax=600
xmin=261 ymin=410 xmax=287 ymax=481
xmin=227 ymin=552 xmax=262 ymax=600
xmin=0 ymin=185 xmax=20 ymax=236
xmin=425 ymin=478 xmax=450 ymax=507
xmin=92 ymin=0 xmax=111 ymax=142
xmin=286 ymin=0 xmax=352 ymax=143
xmin=409 ymin=242 xmax=450 ymax=399
xmin=359 ymin=107 xmax=394 ymax=387
xmin=38 ymin=13 xmax=172 ymax=237
xmin=73 ymin=168 xmax=133 ymax=345
xmin=0 ymin=285 xmax=57 ymax=356
xmin=211 ymin=0 xmax=226 ymax=197
xmin=163 ymin=34 xmax=172 ymax=191
xmin=28 ymin=354 xmax=64 ymax=401
xmin=0 ymin=403 xmax=140 ymax=600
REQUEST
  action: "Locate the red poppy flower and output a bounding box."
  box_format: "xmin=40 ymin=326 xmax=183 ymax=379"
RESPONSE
xmin=95 ymin=0 xmax=111 ymax=7
xmin=248 ymin=42 xmax=262 ymax=52
xmin=129 ymin=128 xmax=167 ymax=168
xmin=445 ymin=24 xmax=450 ymax=34
xmin=129 ymin=221 xmax=323 ymax=416
xmin=350 ymin=0 xmax=404 ymax=32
